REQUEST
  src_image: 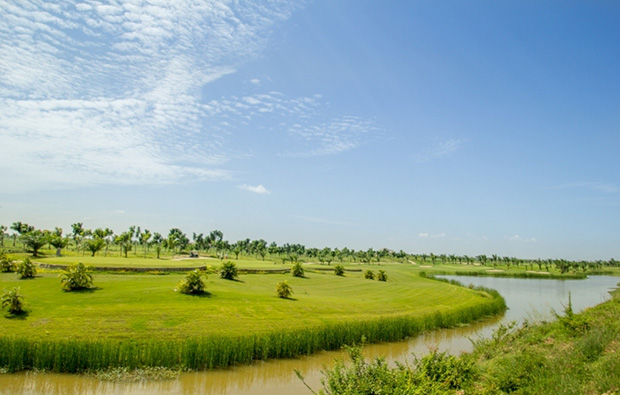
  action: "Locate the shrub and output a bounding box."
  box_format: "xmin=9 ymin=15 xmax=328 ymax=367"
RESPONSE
xmin=291 ymin=262 xmax=305 ymax=278
xmin=1 ymin=287 xmax=24 ymax=315
xmin=364 ymin=269 xmax=375 ymax=280
xmin=377 ymin=270 xmax=388 ymax=281
xmin=219 ymin=261 xmax=238 ymax=280
xmin=276 ymin=281 xmax=293 ymax=299
xmin=0 ymin=254 xmax=14 ymax=273
xmin=178 ymin=270 xmax=206 ymax=294
xmin=59 ymin=262 xmax=93 ymax=291
xmin=334 ymin=265 xmax=345 ymax=276
xmin=16 ymin=257 xmax=36 ymax=279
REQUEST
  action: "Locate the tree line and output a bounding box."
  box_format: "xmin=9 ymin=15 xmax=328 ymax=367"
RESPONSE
xmin=1 ymin=221 xmax=617 ymax=272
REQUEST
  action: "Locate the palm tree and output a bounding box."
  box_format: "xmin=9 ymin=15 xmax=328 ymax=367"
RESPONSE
xmin=21 ymin=229 xmax=48 ymax=257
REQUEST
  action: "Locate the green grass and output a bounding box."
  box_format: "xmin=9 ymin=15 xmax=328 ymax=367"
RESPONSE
xmin=0 ymin=263 xmax=505 ymax=372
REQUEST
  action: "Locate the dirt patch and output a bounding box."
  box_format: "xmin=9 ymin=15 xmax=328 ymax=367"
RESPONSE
xmin=526 ymin=270 xmax=550 ymax=274
xmin=420 ymin=265 xmax=432 ymax=268
xmin=485 ymin=269 xmax=504 ymax=272
xmin=408 ymin=260 xmax=417 ymax=265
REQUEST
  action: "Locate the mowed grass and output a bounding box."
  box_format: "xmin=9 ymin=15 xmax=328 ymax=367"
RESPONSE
xmin=1 ymin=263 xmax=494 ymax=342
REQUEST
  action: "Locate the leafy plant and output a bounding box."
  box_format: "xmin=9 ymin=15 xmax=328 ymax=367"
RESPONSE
xmin=59 ymin=262 xmax=94 ymax=291
xmin=276 ymin=281 xmax=293 ymax=299
xmin=291 ymin=262 xmax=305 ymax=278
xmin=16 ymin=257 xmax=36 ymax=279
xmin=0 ymin=253 xmax=14 ymax=272
xmin=219 ymin=261 xmax=238 ymax=280
xmin=1 ymin=287 xmax=24 ymax=315
xmin=377 ymin=270 xmax=388 ymax=281
xmin=334 ymin=264 xmax=345 ymax=276
xmin=364 ymin=269 xmax=375 ymax=280
xmin=177 ymin=269 xmax=206 ymax=294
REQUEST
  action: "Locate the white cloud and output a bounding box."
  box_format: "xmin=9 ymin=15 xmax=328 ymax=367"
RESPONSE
xmin=418 ymin=232 xmax=445 ymax=238
xmin=250 ymin=78 xmax=261 ymax=85
xmin=506 ymin=235 xmax=537 ymax=242
xmin=414 ymin=138 xmax=466 ymax=163
xmin=0 ymin=1 xmax=300 ymax=192
xmin=418 ymin=232 xmax=429 ymax=238
xmin=238 ymin=184 xmax=271 ymax=195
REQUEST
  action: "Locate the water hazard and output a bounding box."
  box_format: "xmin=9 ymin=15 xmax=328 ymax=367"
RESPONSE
xmin=1 ymin=275 xmax=617 ymax=395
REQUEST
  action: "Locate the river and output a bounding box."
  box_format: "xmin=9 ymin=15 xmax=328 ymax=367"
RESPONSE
xmin=1 ymin=275 xmax=617 ymax=395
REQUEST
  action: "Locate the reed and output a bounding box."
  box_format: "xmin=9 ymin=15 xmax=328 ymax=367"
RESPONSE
xmin=0 ymin=289 xmax=505 ymax=373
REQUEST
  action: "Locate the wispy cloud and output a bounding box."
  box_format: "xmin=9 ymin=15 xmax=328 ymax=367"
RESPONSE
xmin=0 ymin=1 xmax=300 ymax=192
xmin=418 ymin=232 xmax=446 ymax=238
xmin=413 ymin=138 xmax=466 ymax=163
xmin=505 ymin=235 xmax=537 ymax=243
xmin=237 ymin=184 xmax=271 ymax=195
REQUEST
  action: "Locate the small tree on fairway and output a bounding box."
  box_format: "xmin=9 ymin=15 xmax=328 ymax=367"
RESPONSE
xmin=291 ymin=262 xmax=305 ymax=278
xmin=364 ymin=269 xmax=375 ymax=280
xmin=16 ymin=257 xmax=36 ymax=279
xmin=60 ymin=262 xmax=93 ymax=291
xmin=334 ymin=265 xmax=345 ymax=276
xmin=0 ymin=253 xmax=14 ymax=273
xmin=377 ymin=270 xmax=388 ymax=282
xmin=1 ymin=287 xmax=24 ymax=315
xmin=20 ymin=229 xmax=48 ymax=257
xmin=276 ymin=281 xmax=293 ymax=299
xmin=220 ymin=261 xmax=238 ymax=280
xmin=84 ymin=237 xmax=105 ymax=257
xmin=178 ymin=270 xmax=207 ymax=294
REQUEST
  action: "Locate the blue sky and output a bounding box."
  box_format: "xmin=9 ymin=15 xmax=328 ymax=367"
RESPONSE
xmin=1 ymin=1 xmax=618 ymax=260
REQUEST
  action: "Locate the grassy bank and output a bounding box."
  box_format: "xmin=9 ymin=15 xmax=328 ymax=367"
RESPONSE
xmin=309 ymin=284 xmax=620 ymax=394
xmin=0 ymin=264 xmax=505 ymax=372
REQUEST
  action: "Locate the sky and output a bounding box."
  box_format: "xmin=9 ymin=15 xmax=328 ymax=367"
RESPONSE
xmin=1 ymin=1 xmax=619 ymax=261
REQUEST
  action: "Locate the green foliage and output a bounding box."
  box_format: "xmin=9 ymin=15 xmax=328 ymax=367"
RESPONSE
xmin=59 ymin=262 xmax=94 ymax=291
xmin=219 ymin=261 xmax=238 ymax=280
xmin=276 ymin=281 xmax=293 ymax=299
xmin=177 ymin=269 xmax=206 ymax=294
xmin=16 ymin=257 xmax=36 ymax=279
xmin=20 ymin=230 xmax=48 ymax=257
xmin=84 ymin=238 xmax=105 ymax=257
xmin=1 ymin=287 xmax=24 ymax=315
xmin=364 ymin=269 xmax=375 ymax=280
xmin=305 ymin=345 xmax=474 ymax=395
xmin=291 ymin=262 xmax=305 ymax=278
xmin=377 ymin=269 xmax=387 ymax=281
xmin=333 ymin=264 xmax=345 ymax=276
xmin=0 ymin=253 xmax=15 ymax=272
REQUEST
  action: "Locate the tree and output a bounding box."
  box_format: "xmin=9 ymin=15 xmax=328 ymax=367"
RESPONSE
xmin=20 ymin=229 xmax=48 ymax=257
xmin=377 ymin=270 xmax=388 ymax=281
xmin=84 ymin=237 xmax=105 ymax=257
xmin=291 ymin=262 xmax=305 ymax=278
xmin=219 ymin=261 xmax=238 ymax=280
xmin=334 ymin=264 xmax=345 ymax=276
xmin=276 ymin=281 xmax=293 ymax=299
xmin=115 ymin=232 xmax=132 ymax=258
xmin=151 ymin=232 xmax=163 ymax=259
xmin=16 ymin=257 xmax=36 ymax=279
xmin=1 ymin=287 xmax=24 ymax=315
xmin=140 ymin=229 xmax=152 ymax=257
xmin=177 ymin=270 xmax=207 ymax=294
xmin=48 ymin=233 xmax=69 ymax=257
xmin=0 ymin=253 xmax=15 ymax=272
xmin=59 ymin=262 xmax=93 ymax=291
xmin=168 ymin=228 xmax=189 ymax=256
xmin=0 ymin=225 xmax=6 ymax=247
xmin=71 ymin=222 xmax=84 ymax=252
xmin=364 ymin=269 xmax=375 ymax=280
xmin=11 ymin=222 xmax=33 ymax=247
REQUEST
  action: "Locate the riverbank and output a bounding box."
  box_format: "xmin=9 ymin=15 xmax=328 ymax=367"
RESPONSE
xmin=311 ymin=283 xmax=620 ymax=394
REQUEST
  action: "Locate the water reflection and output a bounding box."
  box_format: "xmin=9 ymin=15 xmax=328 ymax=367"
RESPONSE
xmin=1 ymin=276 xmax=616 ymax=395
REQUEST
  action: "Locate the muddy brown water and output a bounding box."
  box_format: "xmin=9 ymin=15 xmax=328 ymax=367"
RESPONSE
xmin=1 ymin=275 xmax=617 ymax=395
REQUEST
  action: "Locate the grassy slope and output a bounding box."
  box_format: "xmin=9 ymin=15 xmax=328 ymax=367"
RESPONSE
xmin=0 ymin=263 xmax=494 ymax=342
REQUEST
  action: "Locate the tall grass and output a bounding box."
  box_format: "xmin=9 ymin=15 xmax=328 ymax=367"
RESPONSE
xmin=0 ymin=290 xmax=505 ymax=373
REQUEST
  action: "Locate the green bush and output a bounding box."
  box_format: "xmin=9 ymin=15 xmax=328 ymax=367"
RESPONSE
xmin=291 ymin=262 xmax=305 ymax=278
xmin=276 ymin=281 xmax=293 ymax=299
xmin=59 ymin=262 xmax=94 ymax=291
xmin=377 ymin=270 xmax=387 ymax=281
xmin=364 ymin=269 xmax=375 ymax=280
xmin=1 ymin=287 xmax=24 ymax=315
xmin=16 ymin=257 xmax=36 ymax=279
xmin=0 ymin=254 xmax=14 ymax=273
xmin=334 ymin=265 xmax=345 ymax=276
xmin=219 ymin=261 xmax=238 ymax=280
xmin=177 ymin=270 xmax=206 ymax=294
